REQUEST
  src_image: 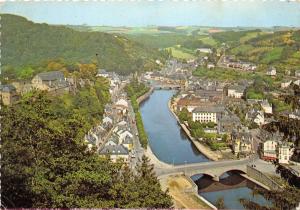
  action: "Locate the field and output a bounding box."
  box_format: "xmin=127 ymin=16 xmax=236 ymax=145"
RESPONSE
xmin=167 ymin=46 xmax=196 ymax=59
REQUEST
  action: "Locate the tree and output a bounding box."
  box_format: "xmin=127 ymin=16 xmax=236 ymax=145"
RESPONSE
xmin=216 ymin=197 xmax=225 ymax=209
xmin=1 ymin=91 xmax=172 ymax=208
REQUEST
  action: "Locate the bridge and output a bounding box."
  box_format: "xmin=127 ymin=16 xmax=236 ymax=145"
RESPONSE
xmin=153 ymin=84 xmax=181 ymax=90
xmin=155 ymin=158 xmax=252 ymax=181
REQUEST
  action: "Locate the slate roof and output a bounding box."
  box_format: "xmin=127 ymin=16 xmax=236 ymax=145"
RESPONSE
xmin=0 ymin=84 xmax=16 ymax=93
xmin=99 ymin=144 xmax=129 ymax=155
xmin=193 ymin=105 xmax=225 ymax=113
xmin=36 ymin=71 xmax=65 ymax=81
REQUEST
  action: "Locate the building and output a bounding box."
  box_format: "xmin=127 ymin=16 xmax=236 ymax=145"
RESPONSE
xmin=218 ymin=113 xmax=241 ymax=134
xmin=96 ymin=69 xmax=110 ymax=78
xmin=196 ymin=48 xmax=212 ymax=54
xmin=31 ymin=71 xmax=69 ymax=93
xmin=115 ymin=99 xmax=128 ymax=115
xmin=122 ymin=136 xmax=133 ymax=151
xmin=192 ymin=105 xmax=225 ymax=123
xmin=99 ymin=144 xmax=129 ymax=163
xmin=281 ymin=80 xmax=292 ymax=89
xmin=176 ymin=95 xmax=209 ymax=112
xmin=260 ymin=100 xmax=272 ymax=114
xmin=207 ymin=63 xmax=215 ymax=69
xmin=295 ymin=70 xmax=300 ymax=78
xmin=231 ymin=130 xmax=253 ymax=156
xmin=277 ymin=142 xmax=292 ymax=164
xmin=266 ymin=67 xmax=277 ymax=76
xmin=260 ymin=139 xmax=278 ymax=161
xmin=0 ymin=84 xmax=19 ymax=105
xmin=246 ymin=109 xmax=265 ymax=126
xmin=227 ymin=85 xmax=246 ymax=99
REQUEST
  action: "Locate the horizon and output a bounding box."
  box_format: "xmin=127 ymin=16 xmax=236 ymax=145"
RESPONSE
xmin=1 ymin=1 xmax=300 ymax=27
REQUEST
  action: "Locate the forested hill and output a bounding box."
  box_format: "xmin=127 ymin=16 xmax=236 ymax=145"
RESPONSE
xmin=1 ymin=14 xmax=166 ymax=76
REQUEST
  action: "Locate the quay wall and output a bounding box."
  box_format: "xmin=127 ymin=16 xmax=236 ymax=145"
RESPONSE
xmin=137 ymin=87 xmax=154 ymax=105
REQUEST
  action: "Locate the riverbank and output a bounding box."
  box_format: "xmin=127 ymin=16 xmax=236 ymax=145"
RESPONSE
xmin=168 ymin=100 xmax=222 ymax=161
xmin=145 ymin=145 xmax=173 ymax=169
xmin=159 ymin=174 xmax=216 ymax=209
xmin=137 ymin=87 xmax=154 ymax=105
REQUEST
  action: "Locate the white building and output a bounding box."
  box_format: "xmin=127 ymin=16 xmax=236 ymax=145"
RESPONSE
xmin=207 ymin=63 xmax=215 ymax=69
xmin=260 ymin=140 xmax=278 ymax=161
xmin=260 ymin=100 xmax=272 ymax=114
xmin=227 ymin=85 xmax=246 ymax=99
xmin=99 ymin=145 xmax=129 ymax=163
xmin=266 ymin=67 xmax=277 ymax=76
xmin=246 ymin=109 xmax=265 ymax=126
xmin=277 ymin=142 xmax=291 ymax=164
xmin=196 ymin=48 xmax=212 ymax=54
xmin=96 ymin=69 xmax=110 ymax=78
xmin=192 ymin=105 xmax=225 ymax=123
xmin=281 ymin=80 xmax=292 ymax=89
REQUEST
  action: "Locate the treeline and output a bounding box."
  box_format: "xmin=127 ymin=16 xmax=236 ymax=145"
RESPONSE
xmin=1 ymin=84 xmax=172 ymax=207
xmin=125 ymin=79 xmax=150 ymax=148
xmin=1 ymin=14 xmax=167 ymax=77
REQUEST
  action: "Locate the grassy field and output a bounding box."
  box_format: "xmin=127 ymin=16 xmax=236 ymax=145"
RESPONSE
xmin=167 ymin=46 xmax=196 ymax=59
xmin=261 ymin=47 xmax=284 ymax=64
xmin=198 ymin=36 xmax=218 ymax=46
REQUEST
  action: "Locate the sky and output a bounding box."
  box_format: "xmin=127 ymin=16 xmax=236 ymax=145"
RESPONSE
xmin=1 ymin=0 xmax=300 ymax=27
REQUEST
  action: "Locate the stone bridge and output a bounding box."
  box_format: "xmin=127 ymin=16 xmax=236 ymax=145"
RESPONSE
xmin=153 ymin=84 xmax=181 ymax=90
xmin=155 ymin=158 xmax=251 ymax=181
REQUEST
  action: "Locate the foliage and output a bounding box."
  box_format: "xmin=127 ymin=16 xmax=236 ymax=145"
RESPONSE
xmin=1 ymin=91 xmax=172 ymax=208
xmin=216 ymin=197 xmax=225 ymax=209
xmin=193 ymin=66 xmax=255 ymax=81
xmin=2 ymin=14 xmax=165 ymax=77
xmin=125 ymin=79 xmax=150 ymax=148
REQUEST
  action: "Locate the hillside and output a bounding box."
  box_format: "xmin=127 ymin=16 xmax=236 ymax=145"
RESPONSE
xmin=1 ymin=14 xmax=167 ymax=77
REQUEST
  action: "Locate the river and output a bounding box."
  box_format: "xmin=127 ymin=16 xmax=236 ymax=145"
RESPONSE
xmin=140 ymin=89 xmax=273 ymax=209
xmin=140 ymin=89 xmax=209 ymax=164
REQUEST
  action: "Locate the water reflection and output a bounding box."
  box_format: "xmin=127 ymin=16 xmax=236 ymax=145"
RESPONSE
xmin=194 ymin=172 xmax=273 ymax=209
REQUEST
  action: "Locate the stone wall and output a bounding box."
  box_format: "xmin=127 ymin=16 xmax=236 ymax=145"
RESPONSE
xmin=137 ymin=87 xmax=154 ymax=105
xmin=246 ymin=165 xmax=282 ymax=191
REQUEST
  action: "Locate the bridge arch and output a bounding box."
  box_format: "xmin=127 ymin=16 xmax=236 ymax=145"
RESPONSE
xmin=218 ymin=169 xmax=246 ymax=179
xmin=190 ymin=172 xmax=219 ymax=182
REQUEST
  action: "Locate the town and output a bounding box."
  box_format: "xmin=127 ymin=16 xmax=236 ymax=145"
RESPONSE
xmin=2 ymin=5 xmax=300 ymax=209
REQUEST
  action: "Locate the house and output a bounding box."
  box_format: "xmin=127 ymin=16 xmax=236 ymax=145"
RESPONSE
xmin=259 ymin=132 xmax=283 ymax=161
xmin=192 ymin=105 xmax=225 ymax=123
xmin=295 ymin=70 xmax=300 ymax=78
xmin=103 ymin=116 xmax=113 ymax=125
xmin=260 ymin=140 xmax=278 ymax=161
xmin=196 ymin=48 xmax=212 ymax=54
xmin=99 ymin=144 xmax=129 ymax=163
xmin=31 ymin=71 xmax=69 ymax=92
xmin=115 ymin=99 xmax=128 ymax=115
xmin=96 ymin=69 xmax=110 ymax=78
xmin=266 ymin=67 xmax=277 ymax=76
xmin=281 ymin=80 xmax=292 ymax=89
xmin=122 ymin=136 xmax=133 ymax=151
xmin=277 ymin=142 xmax=292 ymax=164
xmin=227 ymin=85 xmax=246 ymax=99
xmin=218 ymin=113 xmax=241 ymax=134
xmin=260 ymin=100 xmax=272 ymax=114
xmin=231 ymin=130 xmax=253 ymax=156
xmin=0 ymin=84 xmax=19 ymax=105
xmin=207 ymin=63 xmax=215 ymax=69
xmin=246 ymin=109 xmax=265 ymax=126
xmin=117 ymin=130 xmax=133 ymax=142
